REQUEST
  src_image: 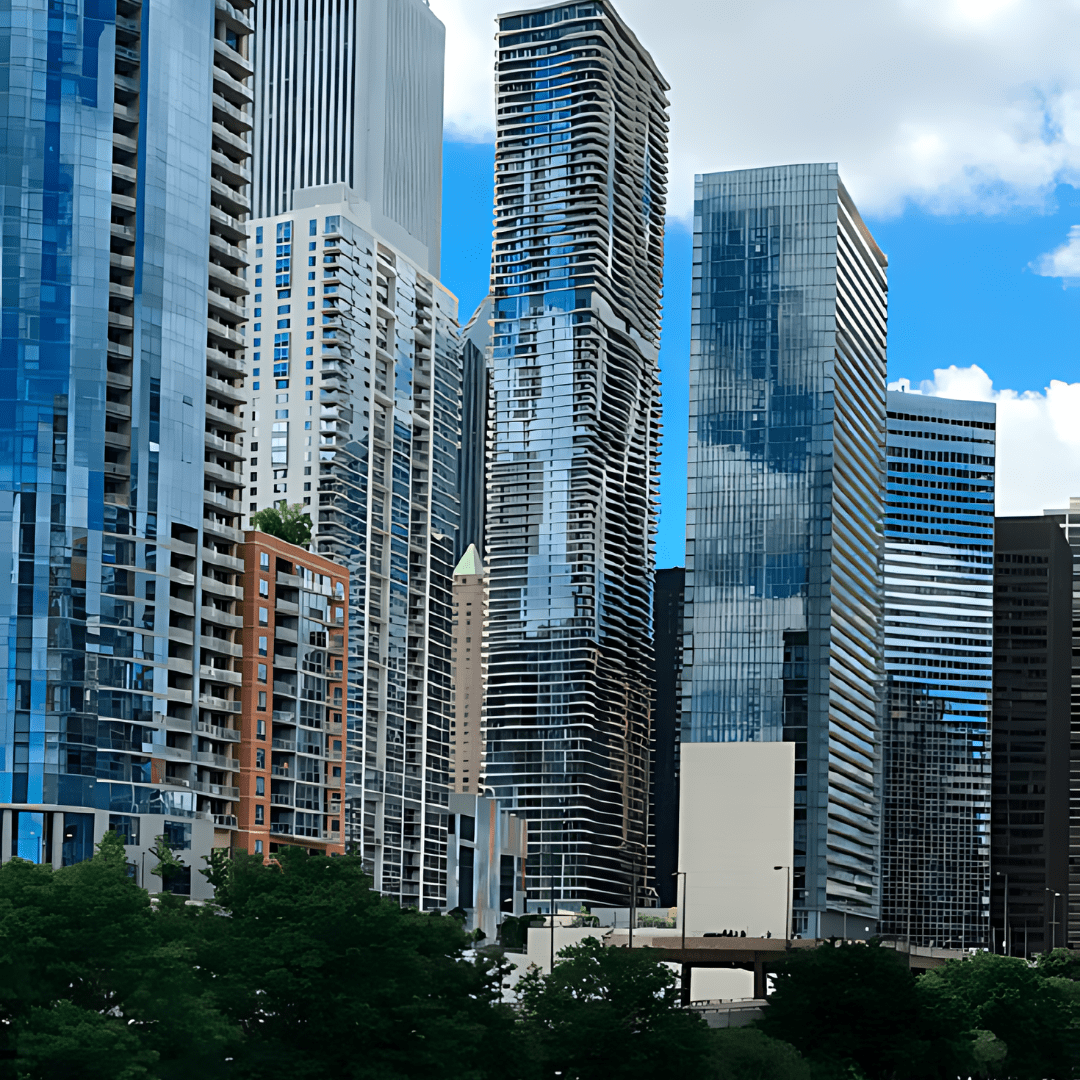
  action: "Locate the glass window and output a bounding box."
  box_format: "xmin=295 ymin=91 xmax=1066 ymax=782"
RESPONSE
xmin=257 ymin=663 xmax=267 ymax=682
xmin=109 ymin=815 xmax=139 ymax=846
xmin=259 ymin=579 xmax=269 ymax=597
xmin=255 ymin=805 xmax=264 ymax=824
xmin=259 ymin=607 xmax=268 ymax=625
xmin=258 ymin=691 xmax=267 ymax=711
xmin=256 ymin=748 xmax=265 ymax=768
xmin=255 ymin=776 xmax=265 ymax=795
xmin=259 ymin=635 xmax=268 ymax=657
xmin=163 ymin=820 xmax=191 ymax=850
xmin=260 ymin=552 xmax=269 ymax=571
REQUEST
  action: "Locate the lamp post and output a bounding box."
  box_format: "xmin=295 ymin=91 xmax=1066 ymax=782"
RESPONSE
xmin=774 ymin=865 xmax=791 ymax=942
xmin=673 ymin=870 xmax=687 ymax=950
xmin=1046 ymin=888 xmax=1061 ymax=951
xmin=995 ymin=871 xmax=1010 ymax=956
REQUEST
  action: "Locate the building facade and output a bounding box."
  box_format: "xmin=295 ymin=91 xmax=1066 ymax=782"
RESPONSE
xmin=991 ymin=517 xmax=1072 ymax=956
xmin=1043 ymin=495 xmax=1080 ymax=948
xmin=880 ymin=390 xmax=995 ymax=949
xmin=0 ymin=0 xmax=252 ymax=890
xmin=446 ymin=791 xmax=527 ymax=942
xmin=450 ymin=545 xmax=486 ymax=794
xmin=246 ymin=0 xmax=458 ymax=910
xmin=651 ymin=567 xmax=684 ymax=908
xmin=682 ymin=164 xmax=888 ymax=938
xmin=484 ymin=1 xmax=669 ymax=910
xmin=237 ymin=532 xmax=347 ymax=857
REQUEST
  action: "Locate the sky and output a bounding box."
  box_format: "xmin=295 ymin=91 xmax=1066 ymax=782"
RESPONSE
xmin=433 ymin=0 xmax=1080 ymax=568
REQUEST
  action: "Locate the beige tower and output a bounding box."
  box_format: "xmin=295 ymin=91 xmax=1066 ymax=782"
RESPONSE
xmin=450 ymin=546 xmax=486 ymax=794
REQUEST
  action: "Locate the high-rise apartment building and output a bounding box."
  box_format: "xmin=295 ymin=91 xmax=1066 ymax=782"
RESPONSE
xmin=246 ymin=0 xmax=459 ymax=909
xmin=880 ymin=391 xmax=995 ymax=949
xmin=450 ymin=545 xmax=486 ymax=794
xmin=682 ymin=164 xmax=888 ymax=938
xmin=1043 ymin=495 xmax=1080 ymax=947
xmin=0 ymin=0 xmax=252 ymax=887
xmin=991 ymin=517 xmax=1071 ymax=955
xmin=484 ymin=2 xmax=669 ymax=909
xmin=238 ymin=532 xmax=348 ymax=857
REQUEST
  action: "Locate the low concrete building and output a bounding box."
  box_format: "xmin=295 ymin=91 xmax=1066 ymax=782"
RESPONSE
xmin=446 ymin=792 xmax=526 ymax=941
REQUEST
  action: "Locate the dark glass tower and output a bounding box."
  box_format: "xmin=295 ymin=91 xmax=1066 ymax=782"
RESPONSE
xmin=484 ymin=2 xmax=669 ymax=908
xmin=682 ymin=164 xmax=888 ymax=938
xmin=991 ymin=517 xmax=1072 ymax=956
xmin=880 ymin=391 xmax=996 ymax=949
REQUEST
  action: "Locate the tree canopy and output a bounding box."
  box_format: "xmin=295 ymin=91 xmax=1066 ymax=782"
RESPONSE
xmin=249 ymin=503 xmax=312 ymax=546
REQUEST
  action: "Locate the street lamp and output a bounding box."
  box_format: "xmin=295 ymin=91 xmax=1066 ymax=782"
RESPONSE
xmin=1046 ymin=888 xmax=1061 ymax=951
xmin=673 ymin=871 xmax=687 ymax=950
xmin=995 ymin=872 xmax=1010 ymax=956
xmin=774 ymin=865 xmax=791 ymax=942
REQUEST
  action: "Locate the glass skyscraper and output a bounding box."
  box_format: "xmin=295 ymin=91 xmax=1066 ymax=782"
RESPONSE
xmin=881 ymin=390 xmax=995 ymax=949
xmin=484 ymin=2 xmax=669 ymax=908
xmin=247 ymin=0 xmax=460 ymax=909
xmin=0 ymin=0 xmax=253 ymax=887
xmin=682 ymin=164 xmax=888 ymax=938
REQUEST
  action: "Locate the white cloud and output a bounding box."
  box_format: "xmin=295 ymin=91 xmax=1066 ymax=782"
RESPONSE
xmin=889 ymin=365 xmax=1080 ymax=515
xmin=430 ymin=0 xmax=1080 ymax=220
xmin=1031 ymin=224 xmax=1080 ymax=283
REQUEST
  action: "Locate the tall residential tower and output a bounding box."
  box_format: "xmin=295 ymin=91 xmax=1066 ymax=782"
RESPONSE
xmin=484 ymin=1 xmax=669 ymax=909
xmin=881 ymin=391 xmax=995 ymax=949
xmin=246 ymin=0 xmax=460 ymax=909
xmin=682 ymin=164 xmax=888 ymax=938
xmin=0 ymin=0 xmax=253 ymax=884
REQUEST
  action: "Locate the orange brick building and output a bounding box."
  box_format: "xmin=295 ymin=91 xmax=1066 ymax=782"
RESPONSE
xmin=239 ymin=532 xmax=347 ymax=857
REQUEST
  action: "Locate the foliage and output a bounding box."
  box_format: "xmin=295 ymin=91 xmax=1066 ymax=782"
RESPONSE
xmin=516 ymin=936 xmax=715 ymax=1080
xmin=710 ymin=1027 xmax=810 ymax=1080
xmin=758 ymin=940 xmax=973 ymax=1080
xmin=250 ymin=503 xmax=312 ymax=546
xmin=0 ymin=832 xmax=239 ymax=1080
xmin=919 ymin=951 xmax=1078 ymax=1079
xmin=148 ymin=834 xmax=185 ymax=884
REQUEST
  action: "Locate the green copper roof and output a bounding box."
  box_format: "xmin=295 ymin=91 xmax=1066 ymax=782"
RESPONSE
xmin=453 ymin=544 xmax=483 ymax=577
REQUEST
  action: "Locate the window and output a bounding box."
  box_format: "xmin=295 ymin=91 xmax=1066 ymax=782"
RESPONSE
xmin=256 ymin=748 xmax=265 ymax=768
xmin=260 ymin=552 xmax=269 ymax=571
xmin=255 ymin=776 xmax=265 ymax=796
xmin=305 ymin=392 xmax=313 ymax=401
xmin=255 ymin=805 xmax=264 ymax=824
xmin=258 ymin=606 xmax=268 ymax=625
xmin=257 ymin=719 xmax=266 ymax=739
xmin=309 ymin=219 xmax=317 ymax=236
xmin=254 ymin=840 xmax=263 ymax=854
xmin=275 ymin=409 xmax=289 ymax=420
xmin=258 ymin=691 xmax=267 ymax=711
xmin=259 ymin=579 xmax=269 ymax=597
xmin=163 ymin=820 xmax=191 ymax=850
xmin=257 ymin=663 xmax=267 ymax=682
xmin=109 ymin=815 xmax=139 ymax=846
xmin=258 ymin=635 xmax=267 ymax=657
xmin=276 ymin=221 xmax=292 ymax=241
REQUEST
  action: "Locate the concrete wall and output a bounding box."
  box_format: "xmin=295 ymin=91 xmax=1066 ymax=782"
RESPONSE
xmin=678 ymin=742 xmax=794 ymax=937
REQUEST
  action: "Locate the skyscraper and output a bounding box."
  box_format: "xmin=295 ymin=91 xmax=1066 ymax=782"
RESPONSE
xmin=0 ymin=0 xmax=253 ymax=884
xmin=1042 ymin=495 xmax=1080 ymax=947
xmin=484 ymin=1 xmax=669 ymax=909
xmin=991 ymin=517 xmax=1072 ymax=956
xmin=682 ymin=164 xmax=888 ymax=938
xmin=881 ymin=391 xmax=995 ymax=949
xmin=246 ymin=0 xmax=460 ymax=909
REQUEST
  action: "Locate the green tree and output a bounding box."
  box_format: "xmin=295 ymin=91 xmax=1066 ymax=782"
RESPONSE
xmin=758 ymin=940 xmax=973 ymax=1080
xmin=918 ymin=951 xmax=1078 ymax=1079
xmin=710 ymin=1027 xmax=810 ymax=1080
xmin=250 ymin=502 xmax=312 ymax=546
xmin=199 ymin=846 xmax=517 ymax=1080
xmin=0 ymin=832 xmax=238 ymax=1080
xmin=516 ymin=936 xmax=715 ymax=1080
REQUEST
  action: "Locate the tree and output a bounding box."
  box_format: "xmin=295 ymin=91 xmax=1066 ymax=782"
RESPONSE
xmin=710 ymin=1027 xmax=810 ymax=1080
xmin=918 ymin=952 xmax=1078 ymax=1079
xmin=250 ymin=503 xmax=311 ymax=546
xmin=198 ymin=846 xmax=517 ymax=1080
xmin=758 ymin=940 xmax=973 ymax=1080
xmin=516 ymin=936 xmax=715 ymax=1080
xmin=0 ymin=832 xmax=238 ymax=1080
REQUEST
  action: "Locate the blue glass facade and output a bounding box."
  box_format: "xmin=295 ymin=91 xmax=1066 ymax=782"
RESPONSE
xmin=485 ymin=2 xmax=669 ymax=908
xmin=0 ymin=0 xmax=248 ymax=885
xmin=881 ymin=391 xmax=995 ymax=948
xmin=683 ymin=164 xmax=888 ymax=937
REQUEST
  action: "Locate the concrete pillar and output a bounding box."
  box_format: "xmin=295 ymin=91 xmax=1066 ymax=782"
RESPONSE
xmin=753 ymin=960 xmax=766 ymax=1000
xmin=51 ymin=812 xmax=64 ymax=869
xmin=0 ymin=809 xmax=10 ymax=863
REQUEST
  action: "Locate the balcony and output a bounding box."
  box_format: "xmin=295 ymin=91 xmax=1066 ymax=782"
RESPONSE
xmin=212 ymin=815 xmax=238 ymax=829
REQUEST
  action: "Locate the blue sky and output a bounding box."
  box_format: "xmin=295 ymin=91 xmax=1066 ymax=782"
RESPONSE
xmin=441 ymin=139 xmax=1080 ymax=568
